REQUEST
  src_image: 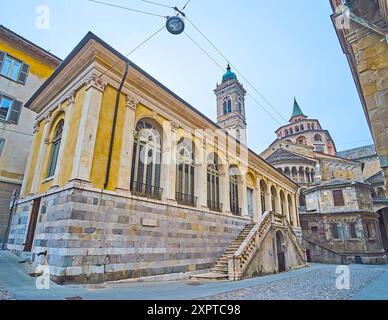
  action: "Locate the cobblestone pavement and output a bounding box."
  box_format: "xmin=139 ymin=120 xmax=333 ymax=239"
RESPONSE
xmin=0 ymin=283 xmax=14 ymax=300
xmin=199 ymin=265 xmax=385 ymax=300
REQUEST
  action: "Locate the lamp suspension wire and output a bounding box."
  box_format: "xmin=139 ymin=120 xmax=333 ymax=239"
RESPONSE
xmin=98 ymin=25 xmax=166 ymax=78
xmin=185 ymin=16 xmax=288 ymax=123
xmin=140 ymin=0 xmax=174 ymax=9
xmin=184 ymin=31 xmax=282 ymax=125
xmin=88 ymin=0 xmax=168 ymax=18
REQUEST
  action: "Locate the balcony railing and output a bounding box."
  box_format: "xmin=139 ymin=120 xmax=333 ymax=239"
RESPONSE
xmin=230 ymin=203 xmax=242 ymax=216
xmin=130 ymin=181 xmax=163 ymax=200
xmin=207 ymin=200 xmax=223 ymax=213
xmin=176 ymin=192 xmax=197 ymax=207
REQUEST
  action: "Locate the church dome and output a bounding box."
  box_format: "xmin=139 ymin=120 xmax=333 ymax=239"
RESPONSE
xmin=222 ymin=64 xmax=237 ymax=82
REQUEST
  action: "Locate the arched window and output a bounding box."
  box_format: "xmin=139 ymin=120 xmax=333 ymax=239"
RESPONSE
xmin=300 ymin=125 xmax=304 ymax=131
xmin=207 ymin=153 xmax=221 ymax=212
xmin=284 ymin=167 xmax=291 ymax=177
xmin=299 ymin=192 xmax=306 ymax=207
xmin=131 ymin=119 xmax=162 ymax=199
xmin=307 ymin=123 xmax=311 ymax=130
xmin=176 ymin=138 xmax=196 ymax=206
xmin=295 ymin=126 xmax=300 ymax=132
xmin=238 ymin=101 xmax=242 ymax=114
xmin=229 ymin=167 xmax=240 ymax=215
xmin=314 ymin=134 xmax=322 ymax=142
xmin=311 ymin=123 xmax=315 ymax=130
xmin=289 ymin=128 xmax=293 ymax=135
xmin=377 ymin=187 xmax=386 ymax=199
xmin=223 ymin=98 xmax=232 ymax=114
xmin=285 ymin=129 xmax=289 ymax=136
xmin=260 ymin=180 xmax=267 ymax=214
xmin=47 ymin=120 xmax=64 ymax=178
xmin=296 ymin=136 xmax=307 ymax=145
xmin=271 ymin=186 xmax=278 ymax=213
xmin=291 ymin=167 xmax=298 ymax=181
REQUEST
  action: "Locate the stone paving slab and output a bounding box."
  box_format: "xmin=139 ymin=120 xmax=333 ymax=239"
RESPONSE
xmin=0 ymin=282 xmax=14 ymax=300
xmin=198 ymin=266 xmax=385 ymax=300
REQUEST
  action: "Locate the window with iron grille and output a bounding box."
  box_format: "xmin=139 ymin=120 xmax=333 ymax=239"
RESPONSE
xmin=333 ymin=189 xmax=345 ymax=207
xmin=349 ymin=222 xmax=357 ymax=239
xmin=331 ymin=223 xmax=340 ymax=239
xmin=0 ymin=138 xmax=4 ymax=156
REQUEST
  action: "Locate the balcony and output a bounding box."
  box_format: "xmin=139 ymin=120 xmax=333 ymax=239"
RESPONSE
xmin=208 ymin=200 xmax=223 ymax=213
xmin=176 ymin=192 xmax=197 ymax=207
xmin=130 ymin=181 xmax=163 ymax=200
xmin=230 ymin=203 xmax=242 ymax=216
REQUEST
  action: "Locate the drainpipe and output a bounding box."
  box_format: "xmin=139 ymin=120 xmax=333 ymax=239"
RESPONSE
xmin=104 ymin=61 xmax=130 ymax=190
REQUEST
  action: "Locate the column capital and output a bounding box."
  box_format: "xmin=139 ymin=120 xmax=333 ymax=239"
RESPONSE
xmin=85 ymin=73 xmax=107 ymax=92
xmin=170 ymin=122 xmax=180 ymax=133
xmin=33 ymin=122 xmax=39 ymax=134
xmin=126 ymin=95 xmax=139 ymax=110
xmin=44 ymin=114 xmax=52 ymax=124
xmin=67 ymin=91 xmax=76 ymax=106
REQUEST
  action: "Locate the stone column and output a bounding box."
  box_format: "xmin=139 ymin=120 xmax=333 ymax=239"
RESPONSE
xmin=294 ymin=194 xmax=300 ymax=227
xmin=71 ymin=73 xmax=106 ymax=184
xmin=20 ymin=122 xmax=39 ymax=196
xmin=253 ymin=179 xmax=260 ymax=223
xmin=195 ymin=139 xmax=208 ymax=208
xmin=116 ymin=95 xmax=138 ymax=193
xmin=239 ymin=175 xmax=248 ymax=217
xmin=220 ymin=164 xmax=230 ymax=213
xmin=160 ymin=121 xmax=178 ymax=202
xmin=30 ymin=115 xmax=51 ymax=195
xmin=277 ymin=191 xmax=282 ymax=216
xmin=51 ymin=93 xmax=76 ymax=188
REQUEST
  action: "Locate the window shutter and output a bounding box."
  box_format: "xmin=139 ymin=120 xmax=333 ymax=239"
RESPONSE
xmin=18 ymin=63 xmax=29 ymax=84
xmin=8 ymin=100 xmax=22 ymax=124
xmin=0 ymin=51 xmax=5 ymax=72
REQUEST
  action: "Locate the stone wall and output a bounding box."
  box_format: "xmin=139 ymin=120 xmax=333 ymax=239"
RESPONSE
xmin=300 ymin=212 xmax=386 ymax=263
xmin=7 ymin=186 xmax=249 ymax=284
xmin=243 ymin=227 xmax=306 ymax=278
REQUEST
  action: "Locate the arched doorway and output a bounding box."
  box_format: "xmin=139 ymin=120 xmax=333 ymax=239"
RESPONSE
xmin=377 ymin=207 xmax=388 ymax=251
xmin=276 ymin=231 xmax=286 ymax=272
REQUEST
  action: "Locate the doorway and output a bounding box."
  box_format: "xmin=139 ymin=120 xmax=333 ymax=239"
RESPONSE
xmin=24 ymin=198 xmax=41 ymax=252
xmin=276 ymin=231 xmax=286 ymax=272
xmin=378 ymin=208 xmax=388 ymax=251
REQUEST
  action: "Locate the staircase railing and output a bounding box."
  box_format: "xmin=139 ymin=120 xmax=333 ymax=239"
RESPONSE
xmin=303 ymin=238 xmax=348 ymax=264
xmin=284 ymin=219 xmax=307 ymax=264
xmin=228 ymin=212 xmax=272 ymax=281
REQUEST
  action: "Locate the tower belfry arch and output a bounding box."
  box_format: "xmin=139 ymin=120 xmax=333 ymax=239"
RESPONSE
xmin=214 ymin=65 xmax=248 ymax=146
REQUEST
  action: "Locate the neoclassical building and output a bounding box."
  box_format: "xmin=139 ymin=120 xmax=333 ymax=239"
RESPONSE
xmin=6 ymin=32 xmax=305 ymax=283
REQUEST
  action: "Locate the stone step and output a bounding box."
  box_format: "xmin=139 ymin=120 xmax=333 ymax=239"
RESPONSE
xmin=190 ymin=272 xmax=228 ymax=281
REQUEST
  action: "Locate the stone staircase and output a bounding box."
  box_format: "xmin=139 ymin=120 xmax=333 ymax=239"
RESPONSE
xmin=211 ymin=223 xmax=255 ymax=275
xmin=191 ymin=223 xmax=255 ymax=281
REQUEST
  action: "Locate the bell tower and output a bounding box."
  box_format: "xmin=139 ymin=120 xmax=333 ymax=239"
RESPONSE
xmin=214 ymin=65 xmax=247 ymax=146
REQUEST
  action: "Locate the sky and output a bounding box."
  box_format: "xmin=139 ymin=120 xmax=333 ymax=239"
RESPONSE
xmin=1 ymin=0 xmax=374 ymax=154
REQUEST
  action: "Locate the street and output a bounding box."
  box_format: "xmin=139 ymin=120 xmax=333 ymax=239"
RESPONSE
xmin=1 ymin=251 xmax=388 ymax=300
